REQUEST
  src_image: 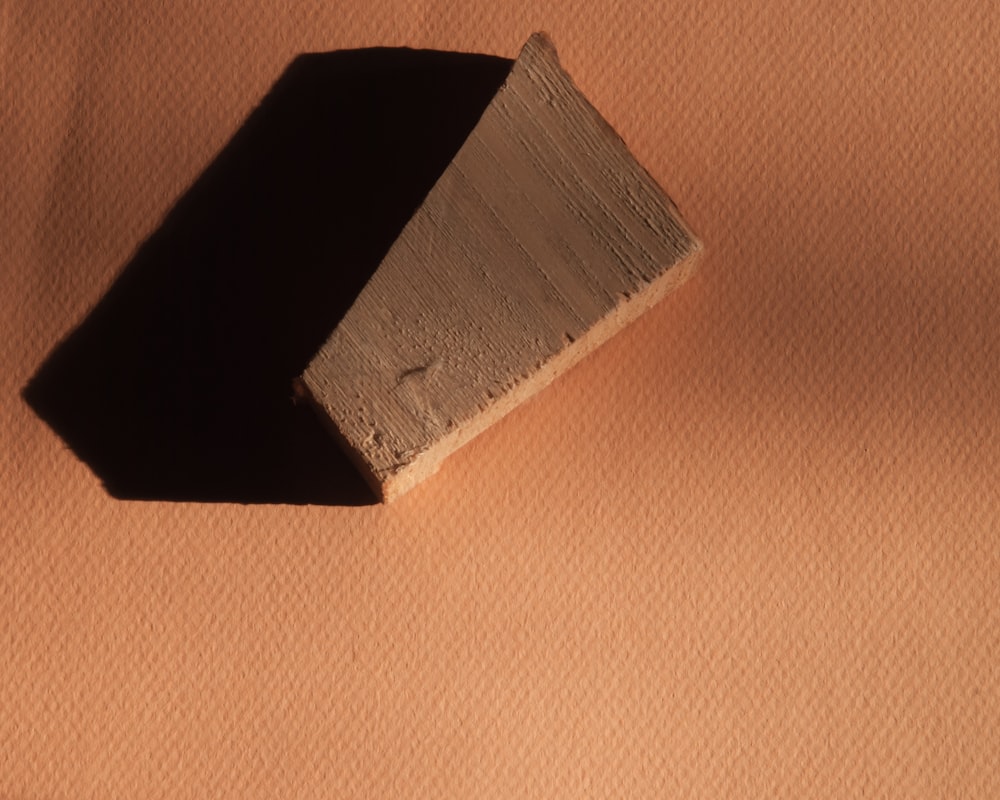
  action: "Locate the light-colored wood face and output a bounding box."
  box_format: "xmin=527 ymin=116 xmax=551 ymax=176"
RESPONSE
xmin=301 ymin=33 xmax=701 ymax=501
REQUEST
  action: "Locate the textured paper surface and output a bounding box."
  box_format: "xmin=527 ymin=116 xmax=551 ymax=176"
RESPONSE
xmin=3 ymin=2 xmax=999 ymax=797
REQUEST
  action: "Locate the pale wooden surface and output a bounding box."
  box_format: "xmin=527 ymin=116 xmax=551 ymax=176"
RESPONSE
xmin=301 ymin=33 xmax=701 ymax=501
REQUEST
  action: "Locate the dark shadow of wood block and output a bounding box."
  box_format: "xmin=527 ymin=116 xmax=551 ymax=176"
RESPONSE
xmin=299 ymin=33 xmax=702 ymax=501
xmin=23 ymin=46 xmax=513 ymax=506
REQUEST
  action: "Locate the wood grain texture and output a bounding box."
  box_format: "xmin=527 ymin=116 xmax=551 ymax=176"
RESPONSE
xmin=299 ymin=33 xmax=701 ymax=501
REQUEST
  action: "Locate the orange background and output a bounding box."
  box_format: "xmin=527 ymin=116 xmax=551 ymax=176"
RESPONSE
xmin=4 ymin=1 xmax=999 ymax=797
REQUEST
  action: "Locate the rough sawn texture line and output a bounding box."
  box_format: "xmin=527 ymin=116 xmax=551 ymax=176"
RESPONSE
xmin=299 ymin=33 xmax=702 ymax=501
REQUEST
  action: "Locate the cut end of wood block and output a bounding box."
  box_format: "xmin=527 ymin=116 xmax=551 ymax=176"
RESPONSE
xmin=300 ymin=32 xmax=702 ymax=503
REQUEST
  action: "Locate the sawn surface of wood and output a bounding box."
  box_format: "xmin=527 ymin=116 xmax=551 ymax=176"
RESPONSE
xmin=300 ymin=33 xmax=701 ymax=501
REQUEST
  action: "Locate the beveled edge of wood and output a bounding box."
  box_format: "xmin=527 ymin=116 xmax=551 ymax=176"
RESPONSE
xmin=296 ymin=242 xmax=701 ymax=504
xmin=292 ymin=377 xmax=388 ymax=501
xmin=378 ymin=243 xmax=702 ymax=502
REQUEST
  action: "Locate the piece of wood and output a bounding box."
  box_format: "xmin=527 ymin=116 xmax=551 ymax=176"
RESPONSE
xmin=298 ymin=32 xmax=702 ymax=502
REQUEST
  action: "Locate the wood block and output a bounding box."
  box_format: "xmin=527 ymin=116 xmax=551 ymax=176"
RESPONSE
xmin=297 ymin=33 xmax=702 ymax=502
